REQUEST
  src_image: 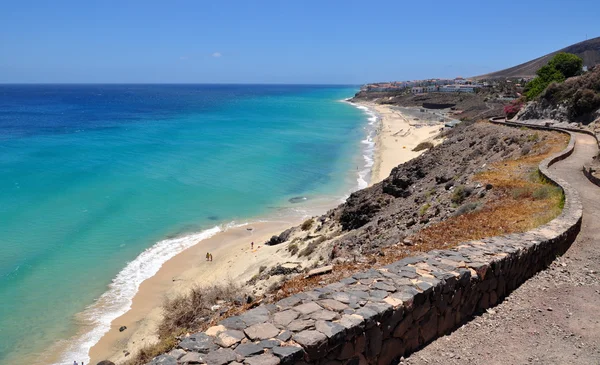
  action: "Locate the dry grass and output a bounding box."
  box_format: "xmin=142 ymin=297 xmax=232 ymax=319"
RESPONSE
xmin=124 ymin=282 xmax=245 ymax=365
xmin=409 ymin=129 xmax=568 ymax=248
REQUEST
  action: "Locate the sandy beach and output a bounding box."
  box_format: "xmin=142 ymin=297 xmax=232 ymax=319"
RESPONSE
xmin=360 ymin=102 xmax=444 ymax=185
xmin=87 ymin=102 xmax=443 ymax=364
xmin=88 ymin=219 xmax=304 ymax=364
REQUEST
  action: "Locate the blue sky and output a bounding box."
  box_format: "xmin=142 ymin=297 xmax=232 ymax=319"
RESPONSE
xmin=1 ymin=0 xmax=598 ymax=83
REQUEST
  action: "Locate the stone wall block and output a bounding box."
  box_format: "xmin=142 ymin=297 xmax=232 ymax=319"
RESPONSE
xmin=382 ymin=306 xmax=404 ymax=339
xmin=377 ymin=338 xmax=403 ymax=365
xmin=418 ymin=307 xmax=439 ymax=344
xmin=365 ymin=326 xmax=383 ymax=360
xmin=392 ymin=312 xmax=413 ymax=338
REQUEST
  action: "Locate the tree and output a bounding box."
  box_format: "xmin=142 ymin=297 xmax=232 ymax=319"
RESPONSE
xmin=548 ymin=52 xmax=583 ymax=79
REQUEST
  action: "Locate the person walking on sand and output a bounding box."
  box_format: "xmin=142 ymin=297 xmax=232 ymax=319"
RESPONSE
xmin=209 ymin=253 xmax=213 ymax=261
xmin=251 ymin=241 xmax=254 ymax=250
xmin=206 ymin=252 xmax=209 ymax=261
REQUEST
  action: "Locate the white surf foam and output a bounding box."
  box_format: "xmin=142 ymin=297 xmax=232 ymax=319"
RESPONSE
xmin=342 ymin=99 xmax=380 ymax=191
xmin=55 ymin=224 xmax=234 ymax=365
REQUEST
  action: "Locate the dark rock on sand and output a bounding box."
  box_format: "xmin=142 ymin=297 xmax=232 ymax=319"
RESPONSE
xmin=289 ymin=196 xmax=308 ymax=203
xmin=265 ymin=227 xmax=293 ymax=246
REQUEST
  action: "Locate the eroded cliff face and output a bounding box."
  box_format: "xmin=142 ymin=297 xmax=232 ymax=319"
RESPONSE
xmin=517 ymin=99 xmax=572 ymax=122
xmin=265 ymin=121 xmax=552 ymax=260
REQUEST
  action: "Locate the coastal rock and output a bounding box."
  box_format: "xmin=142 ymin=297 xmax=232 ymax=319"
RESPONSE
xmin=273 ymin=309 xmax=299 ymax=327
xmin=179 ymin=352 xmax=205 ymax=364
xmin=244 ymin=353 xmax=281 ymax=365
xmin=216 ymin=329 xmax=246 ymax=347
xmin=235 ymin=343 xmax=265 ymax=357
xmin=265 ymin=228 xmax=293 ymax=246
xmin=289 ymin=196 xmax=307 ymax=204
xmin=272 ymin=346 xmax=304 ymax=365
xmin=315 ymin=320 xmax=346 ymax=341
xmin=276 ymin=330 xmax=293 ymax=342
xmin=293 ymin=330 xmax=328 ymax=359
xmin=149 ymin=355 xmax=178 ymax=365
xmin=119 ymin=326 xmax=127 ymax=332
xmin=204 ymin=348 xmax=238 ymax=365
xmin=179 ymin=333 xmax=218 ymax=353
xmin=244 ymin=323 xmax=280 ymax=340
xmin=97 ymin=361 xmax=116 ymax=365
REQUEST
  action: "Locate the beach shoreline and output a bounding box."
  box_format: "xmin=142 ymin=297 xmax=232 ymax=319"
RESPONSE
xmin=81 ymin=101 xmax=441 ymax=365
xmin=355 ymin=101 xmax=444 ymax=185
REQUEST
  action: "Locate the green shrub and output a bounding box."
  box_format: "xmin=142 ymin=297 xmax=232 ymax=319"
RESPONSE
xmin=451 ymin=185 xmax=466 ymax=205
xmin=287 ymin=242 xmax=299 ymax=255
xmin=301 ymin=219 xmax=313 ymax=231
xmin=532 ymin=185 xmax=562 ymax=200
xmin=299 ymin=241 xmax=318 ymax=257
xmin=525 ymin=52 xmax=582 ymax=100
xmin=419 ymin=203 xmax=430 ymax=216
xmin=549 ymin=52 xmax=583 ymax=78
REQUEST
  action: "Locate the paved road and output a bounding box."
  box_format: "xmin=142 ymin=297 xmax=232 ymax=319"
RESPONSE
xmin=400 ymin=132 xmax=600 ymax=365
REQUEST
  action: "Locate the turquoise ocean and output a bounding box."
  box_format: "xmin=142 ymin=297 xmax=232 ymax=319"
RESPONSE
xmin=0 ymin=85 xmax=378 ymax=364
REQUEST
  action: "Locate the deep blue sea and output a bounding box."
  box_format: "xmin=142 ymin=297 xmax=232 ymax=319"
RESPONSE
xmin=0 ymin=85 xmax=376 ymax=364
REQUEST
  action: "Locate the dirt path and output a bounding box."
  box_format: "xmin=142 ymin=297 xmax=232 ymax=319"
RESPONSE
xmin=400 ymin=132 xmax=600 ymax=365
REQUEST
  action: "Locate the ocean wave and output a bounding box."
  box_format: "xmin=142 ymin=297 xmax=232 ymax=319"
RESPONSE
xmin=342 ymin=100 xmax=379 ymax=191
xmin=55 ymin=224 xmax=233 ymax=364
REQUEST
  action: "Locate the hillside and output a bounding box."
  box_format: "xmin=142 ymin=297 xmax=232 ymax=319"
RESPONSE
xmin=475 ymin=37 xmax=600 ymax=79
xmin=518 ymin=65 xmax=600 ymax=124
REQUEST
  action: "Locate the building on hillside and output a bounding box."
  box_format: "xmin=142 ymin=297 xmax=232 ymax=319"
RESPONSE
xmin=439 ymin=84 xmax=482 ymax=93
xmin=411 ymin=87 xmax=424 ymax=94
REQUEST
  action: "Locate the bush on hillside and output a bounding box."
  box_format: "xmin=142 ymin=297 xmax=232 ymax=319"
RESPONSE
xmin=412 ymin=141 xmax=434 ymax=151
xmin=538 ymin=65 xmax=600 ymax=120
xmin=504 ymin=100 xmax=524 ymax=119
xmin=525 ymin=52 xmax=582 ymax=100
xmin=301 ymin=218 xmax=313 ymax=231
xmin=548 ymin=52 xmax=583 ymax=79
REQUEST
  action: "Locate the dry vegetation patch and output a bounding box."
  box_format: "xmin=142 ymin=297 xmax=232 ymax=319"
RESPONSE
xmin=409 ymin=129 xmax=567 ymax=247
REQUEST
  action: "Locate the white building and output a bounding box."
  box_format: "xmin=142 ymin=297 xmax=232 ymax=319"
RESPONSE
xmin=439 ymin=84 xmax=481 ymax=93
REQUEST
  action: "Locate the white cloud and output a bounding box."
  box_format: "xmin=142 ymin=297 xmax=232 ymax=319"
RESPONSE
xmin=212 ymin=52 xmax=222 ymax=58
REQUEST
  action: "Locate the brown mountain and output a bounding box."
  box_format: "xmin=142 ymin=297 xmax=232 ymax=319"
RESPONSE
xmin=475 ymin=37 xmax=600 ymax=79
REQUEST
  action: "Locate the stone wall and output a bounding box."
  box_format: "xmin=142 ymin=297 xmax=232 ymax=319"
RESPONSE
xmin=583 ymin=166 xmax=600 ymax=187
xmin=147 ymin=122 xmax=583 ymax=365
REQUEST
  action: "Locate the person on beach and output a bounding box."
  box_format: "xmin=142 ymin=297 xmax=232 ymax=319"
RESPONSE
xmin=206 ymin=252 xmax=209 ymax=261
xmin=251 ymin=241 xmax=254 ymax=250
xmin=209 ymin=253 xmax=213 ymax=261
xmin=73 ymin=361 xmax=78 ymax=365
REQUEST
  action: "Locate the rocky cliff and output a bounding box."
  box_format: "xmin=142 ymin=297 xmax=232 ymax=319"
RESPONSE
xmin=264 ymin=121 xmax=555 ymax=263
